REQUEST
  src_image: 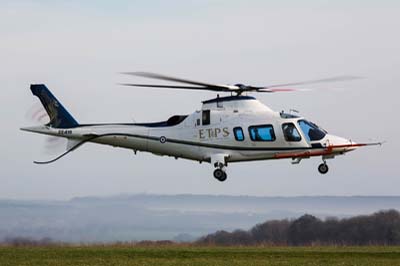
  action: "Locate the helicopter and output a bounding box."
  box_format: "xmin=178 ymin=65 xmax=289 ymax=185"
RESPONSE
xmin=21 ymin=72 xmax=382 ymax=182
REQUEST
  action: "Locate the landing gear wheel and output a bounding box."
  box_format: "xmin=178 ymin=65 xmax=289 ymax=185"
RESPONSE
xmin=318 ymin=163 xmax=329 ymax=174
xmin=221 ymin=172 xmax=227 ymax=182
xmin=213 ymin=169 xmax=227 ymax=182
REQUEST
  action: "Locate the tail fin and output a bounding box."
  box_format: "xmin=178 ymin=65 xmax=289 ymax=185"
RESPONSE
xmin=30 ymin=84 xmax=79 ymax=128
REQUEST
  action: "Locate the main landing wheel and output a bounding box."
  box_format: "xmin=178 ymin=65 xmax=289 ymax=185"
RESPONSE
xmin=213 ymin=169 xmax=227 ymax=182
xmin=318 ymin=163 xmax=329 ymax=174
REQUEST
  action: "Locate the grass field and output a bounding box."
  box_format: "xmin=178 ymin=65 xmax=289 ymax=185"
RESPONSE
xmin=1 ymin=246 xmax=400 ymax=266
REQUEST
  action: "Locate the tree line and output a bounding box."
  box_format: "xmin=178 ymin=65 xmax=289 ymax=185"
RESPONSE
xmin=197 ymin=210 xmax=400 ymax=246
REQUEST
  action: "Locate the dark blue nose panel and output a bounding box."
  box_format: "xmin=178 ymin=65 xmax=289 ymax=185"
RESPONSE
xmin=30 ymin=84 xmax=79 ymax=128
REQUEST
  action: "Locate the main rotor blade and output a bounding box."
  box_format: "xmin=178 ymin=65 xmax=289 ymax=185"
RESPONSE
xmin=257 ymin=88 xmax=304 ymax=93
xmin=122 ymin=72 xmax=234 ymax=90
xmin=120 ymin=83 xmax=230 ymax=92
xmin=258 ymin=76 xmax=363 ymax=90
xmin=121 ymin=72 xmax=361 ymax=95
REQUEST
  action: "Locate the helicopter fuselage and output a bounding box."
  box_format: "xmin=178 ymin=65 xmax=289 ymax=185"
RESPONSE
xmin=22 ymin=84 xmax=382 ymax=181
xmin=22 ymin=72 xmax=381 ymax=181
xmin=23 ymin=95 xmax=356 ymax=166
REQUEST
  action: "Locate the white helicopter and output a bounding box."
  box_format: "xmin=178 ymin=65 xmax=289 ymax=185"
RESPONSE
xmin=21 ymin=72 xmax=381 ymax=182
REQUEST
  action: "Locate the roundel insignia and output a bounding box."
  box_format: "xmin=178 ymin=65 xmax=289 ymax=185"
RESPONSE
xmin=160 ymin=136 xmax=167 ymax=143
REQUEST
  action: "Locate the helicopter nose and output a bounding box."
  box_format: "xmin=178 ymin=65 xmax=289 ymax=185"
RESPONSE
xmin=326 ymin=134 xmax=351 ymax=145
xmin=325 ymin=134 xmax=357 ymax=150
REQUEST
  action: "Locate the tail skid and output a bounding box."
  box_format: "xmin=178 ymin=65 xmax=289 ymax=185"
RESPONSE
xmin=31 ymin=133 xmax=116 ymax=165
xmin=33 ymin=137 xmax=91 ymax=164
xmin=19 ymin=125 xmax=81 ymax=164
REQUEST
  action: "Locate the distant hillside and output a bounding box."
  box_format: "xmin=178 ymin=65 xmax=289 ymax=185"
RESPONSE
xmin=0 ymin=194 xmax=400 ymax=243
xmin=71 ymin=194 xmax=400 ymax=215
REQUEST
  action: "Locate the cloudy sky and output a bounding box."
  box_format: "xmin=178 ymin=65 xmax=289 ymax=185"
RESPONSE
xmin=1 ymin=0 xmax=398 ymax=200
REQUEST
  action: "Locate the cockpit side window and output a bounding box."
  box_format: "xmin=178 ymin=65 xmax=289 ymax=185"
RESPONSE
xmin=282 ymin=123 xmax=302 ymax=142
xmin=298 ymin=120 xmax=326 ymax=141
xmin=248 ymin=125 xmax=276 ymax=141
xmin=233 ymin=127 xmax=245 ymax=141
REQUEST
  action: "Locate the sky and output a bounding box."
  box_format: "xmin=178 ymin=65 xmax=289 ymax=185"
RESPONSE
xmin=0 ymin=0 xmax=399 ymax=200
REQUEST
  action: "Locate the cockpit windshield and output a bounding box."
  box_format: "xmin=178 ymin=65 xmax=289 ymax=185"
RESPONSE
xmin=297 ymin=120 xmax=327 ymax=142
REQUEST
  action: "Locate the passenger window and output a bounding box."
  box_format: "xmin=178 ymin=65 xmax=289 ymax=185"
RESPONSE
xmin=282 ymin=123 xmax=302 ymax=142
xmin=248 ymin=125 xmax=276 ymax=141
xmin=202 ymin=110 xmax=210 ymax=125
xmin=233 ymin=127 xmax=245 ymax=141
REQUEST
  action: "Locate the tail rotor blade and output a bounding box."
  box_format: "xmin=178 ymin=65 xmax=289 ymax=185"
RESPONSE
xmin=43 ymin=137 xmax=67 ymax=155
xmin=25 ymin=103 xmax=49 ymax=124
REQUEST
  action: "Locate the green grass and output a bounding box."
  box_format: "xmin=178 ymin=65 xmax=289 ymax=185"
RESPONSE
xmin=1 ymin=246 xmax=400 ymax=266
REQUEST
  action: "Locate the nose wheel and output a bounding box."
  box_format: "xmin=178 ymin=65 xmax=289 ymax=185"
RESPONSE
xmin=318 ymin=163 xmax=329 ymax=174
xmin=211 ymin=155 xmax=229 ymax=182
xmin=213 ymin=168 xmax=227 ymax=182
